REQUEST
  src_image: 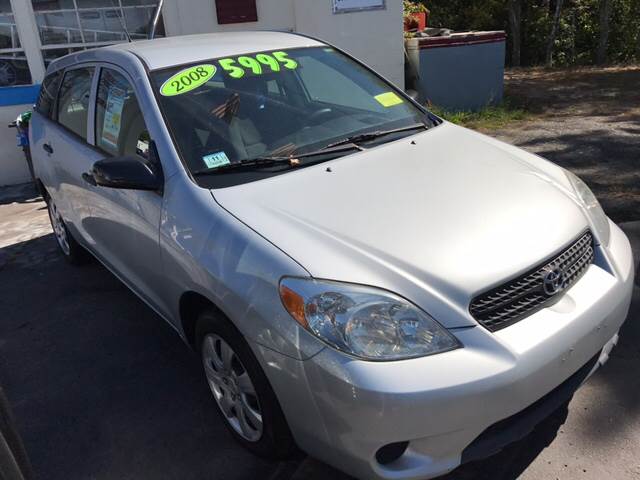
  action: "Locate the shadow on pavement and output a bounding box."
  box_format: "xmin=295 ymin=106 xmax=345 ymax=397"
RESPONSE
xmin=0 ymin=234 xmax=298 ymax=480
xmin=0 ymin=183 xmax=41 ymax=207
xmin=506 ymin=66 xmax=640 ymax=118
xmin=516 ymin=129 xmax=640 ymax=224
xmin=0 ymin=385 xmax=33 ymax=480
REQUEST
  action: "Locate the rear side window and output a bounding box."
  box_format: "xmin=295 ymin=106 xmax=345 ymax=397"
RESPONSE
xmin=57 ymin=67 xmax=95 ymax=139
xmin=95 ymin=68 xmax=150 ymax=159
xmin=35 ymin=70 xmax=62 ymax=119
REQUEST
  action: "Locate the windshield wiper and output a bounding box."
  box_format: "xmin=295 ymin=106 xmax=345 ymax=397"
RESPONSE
xmin=193 ymin=124 xmax=427 ymax=176
xmin=192 ymin=157 xmax=291 ymax=175
xmin=192 ymin=143 xmax=362 ymax=176
xmin=326 ymin=123 xmax=428 ymax=149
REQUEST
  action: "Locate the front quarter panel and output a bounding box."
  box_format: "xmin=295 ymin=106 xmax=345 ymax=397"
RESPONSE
xmin=159 ymin=173 xmax=325 ymax=360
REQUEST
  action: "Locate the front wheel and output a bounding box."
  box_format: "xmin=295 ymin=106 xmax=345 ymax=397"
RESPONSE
xmin=196 ymin=310 xmax=296 ymax=459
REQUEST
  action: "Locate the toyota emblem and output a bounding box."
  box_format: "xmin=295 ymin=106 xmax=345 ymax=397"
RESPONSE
xmin=542 ymin=266 xmax=567 ymax=296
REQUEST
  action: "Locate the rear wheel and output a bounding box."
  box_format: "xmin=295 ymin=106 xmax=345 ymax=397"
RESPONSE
xmin=196 ymin=310 xmax=296 ymax=459
xmin=46 ymin=198 xmax=87 ymax=265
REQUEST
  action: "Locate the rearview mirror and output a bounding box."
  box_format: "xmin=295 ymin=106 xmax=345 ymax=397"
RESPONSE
xmin=91 ymin=156 xmax=162 ymax=191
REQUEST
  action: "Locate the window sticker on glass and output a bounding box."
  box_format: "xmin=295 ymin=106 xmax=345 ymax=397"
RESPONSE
xmin=137 ymin=140 xmax=150 ymax=159
xmin=101 ymin=85 xmax=126 ymax=149
xmin=374 ymin=92 xmax=404 ymax=108
xmin=203 ymin=151 xmax=230 ymax=169
xmin=218 ymin=51 xmax=299 ymax=79
xmin=160 ymin=64 xmax=217 ymax=96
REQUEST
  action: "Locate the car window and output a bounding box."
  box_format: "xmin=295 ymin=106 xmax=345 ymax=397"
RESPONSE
xmin=95 ymin=68 xmax=150 ymax=159
xmin=265 ymin=79 xmax=281 ymax=97
xmin=57 ymin=67 xmax=94 ymax=139
xmin=35 ymin=70 xmax=63 ymax=119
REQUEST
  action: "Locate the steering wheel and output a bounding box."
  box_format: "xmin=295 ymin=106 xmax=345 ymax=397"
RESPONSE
xmin=307 ymin=108 xmax=333 ymax=125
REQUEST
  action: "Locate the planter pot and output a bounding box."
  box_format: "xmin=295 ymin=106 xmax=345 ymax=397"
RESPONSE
xmin=404 ymin=12 xmax=427 ymax=32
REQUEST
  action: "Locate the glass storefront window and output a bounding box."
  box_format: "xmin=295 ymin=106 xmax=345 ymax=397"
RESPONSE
xmin=0 ymin=0 xmax=32 ymax=86
xmin=0 ymin=1 xmax=20 ymax=50
xmin=0 ymin=0 xmax=164 ymax=87
xmin=35 ymin=9 xmax=85 ymax=45
xmin=32 ymin=0 xmax=163 ymax=45
xmin=0 ymin=54 xmax=32 ymax=86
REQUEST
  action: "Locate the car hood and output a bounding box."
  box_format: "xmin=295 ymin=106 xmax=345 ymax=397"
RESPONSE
xmin=212 ymin=122 xmax=589 ymax=328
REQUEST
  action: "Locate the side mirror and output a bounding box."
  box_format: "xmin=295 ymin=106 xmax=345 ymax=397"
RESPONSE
xmin=90 ymin=156 xmax=162 ymax=191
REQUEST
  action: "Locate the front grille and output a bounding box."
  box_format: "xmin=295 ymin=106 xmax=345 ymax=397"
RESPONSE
xmin=470 ymin=231 xmax=594 ymax=332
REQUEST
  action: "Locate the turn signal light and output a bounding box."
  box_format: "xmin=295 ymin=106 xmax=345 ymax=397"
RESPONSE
xmin=279 ymin=284 xmax=308 ymax=328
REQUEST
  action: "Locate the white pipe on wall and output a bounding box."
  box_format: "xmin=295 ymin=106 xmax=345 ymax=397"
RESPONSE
xmin=10 ymin=0 xmax=45 ymax=83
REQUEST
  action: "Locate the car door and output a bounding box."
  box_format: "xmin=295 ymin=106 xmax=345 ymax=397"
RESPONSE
xmin=40 ymin=65 xmax=99 ymax=244
xmin=30 ymin=69 xmax=63 ymax=197
xmin=81 ymin=65 xmax=170 ymax=318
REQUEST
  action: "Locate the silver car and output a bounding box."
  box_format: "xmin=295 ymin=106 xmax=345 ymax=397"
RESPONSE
xmin=30 ymin=32 xmax=634 ymax=480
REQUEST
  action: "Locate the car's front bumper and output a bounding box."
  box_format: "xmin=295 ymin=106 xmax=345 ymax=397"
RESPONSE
xmin=255 ymin=222 xmax=634 ymax=480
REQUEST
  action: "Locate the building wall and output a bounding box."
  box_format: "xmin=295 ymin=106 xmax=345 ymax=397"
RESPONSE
xmin=162 ymin=0 xmax=404 ymax=88
xmin=295 ymin=1 xmax=404 ymax=88
xmin=163 ymin=0 xmax=295 ymax=35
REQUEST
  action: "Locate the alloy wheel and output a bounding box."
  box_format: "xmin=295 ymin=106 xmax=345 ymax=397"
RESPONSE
xmin=202 ymin=334 xmax=263 ymax=442
xmin=48 ymin=201 xmax=71 ymax=256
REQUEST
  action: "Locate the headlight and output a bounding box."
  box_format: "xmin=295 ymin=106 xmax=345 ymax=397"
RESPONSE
xmin=566 ymin=170 xmax=610 ymax=246
xmin=279 ymin=278 xmax=460 ymax=361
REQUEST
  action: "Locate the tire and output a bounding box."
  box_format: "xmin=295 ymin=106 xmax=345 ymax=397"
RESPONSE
xmin=45 ymin=196 xmax=88 ymax=265
xmin=196 ymin=309 xmax=296 ymax=459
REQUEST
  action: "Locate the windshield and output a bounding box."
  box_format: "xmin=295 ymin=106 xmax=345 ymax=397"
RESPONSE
xmin=151 ymin=46 xmax=436 ymax=187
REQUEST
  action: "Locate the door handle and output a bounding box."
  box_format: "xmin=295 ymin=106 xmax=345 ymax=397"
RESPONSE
xmin=43 ymin=143 xmax=53 ymax=154
xmin=82 ymin=172 xmax=97 ymax=186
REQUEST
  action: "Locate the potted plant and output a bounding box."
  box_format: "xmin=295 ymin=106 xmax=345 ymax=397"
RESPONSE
xmin=403 ymin=1 xmax=429 ymax=32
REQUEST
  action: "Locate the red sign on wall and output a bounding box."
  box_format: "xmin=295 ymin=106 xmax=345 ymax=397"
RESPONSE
xmin=216 ymin=0 xmax=258 ymax=24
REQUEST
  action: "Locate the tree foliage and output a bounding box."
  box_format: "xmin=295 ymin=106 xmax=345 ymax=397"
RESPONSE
xmin=418 ymin=0 xmax=640 ymax=66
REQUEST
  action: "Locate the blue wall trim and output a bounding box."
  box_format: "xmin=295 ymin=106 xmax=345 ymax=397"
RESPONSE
xmin=0 ymin=84 xmax=40 ymax=107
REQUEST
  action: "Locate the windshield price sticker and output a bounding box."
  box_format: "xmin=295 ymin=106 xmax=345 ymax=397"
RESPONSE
xmin=160 ymin=64 xmax=217 ymax=96
xmin=375 ymin=92 xmax=404 ymax=108
xmin=101 ymin=85 xmax=126 ymax=148
xmin=218 ymin=51 xmax=298 ymax=79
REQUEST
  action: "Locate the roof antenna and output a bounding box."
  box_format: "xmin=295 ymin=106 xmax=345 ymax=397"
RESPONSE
xmin=148 ymin=0 xmax=164 ymax=40
xmin=111 ymin=0 xmax=132 ymax=42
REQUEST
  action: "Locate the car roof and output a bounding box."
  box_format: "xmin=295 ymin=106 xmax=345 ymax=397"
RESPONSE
xmin=95 ymin=31 xmax=324 ymax=71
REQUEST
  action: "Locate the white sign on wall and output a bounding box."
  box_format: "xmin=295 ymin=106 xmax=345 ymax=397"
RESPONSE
xmin=332 ymin=0 xmax=386 ymax=14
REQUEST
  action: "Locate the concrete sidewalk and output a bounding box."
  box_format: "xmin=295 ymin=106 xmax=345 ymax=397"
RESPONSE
xmin=0 ymin=185 xmax=638 ymax=480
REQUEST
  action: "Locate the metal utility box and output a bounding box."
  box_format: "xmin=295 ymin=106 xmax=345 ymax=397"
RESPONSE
xmin=406 ymin=31 xmax=506 ymax=111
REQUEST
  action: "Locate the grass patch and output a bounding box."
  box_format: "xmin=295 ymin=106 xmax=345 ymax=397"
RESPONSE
xmin=429 ymin=101 xmax=531 ymax=130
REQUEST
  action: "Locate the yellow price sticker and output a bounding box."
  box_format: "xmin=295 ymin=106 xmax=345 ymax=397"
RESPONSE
xmin=374 ymin=92 xmax=404 ymax=108
xmin=160 ymin=64 xmax=217 ymax=96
